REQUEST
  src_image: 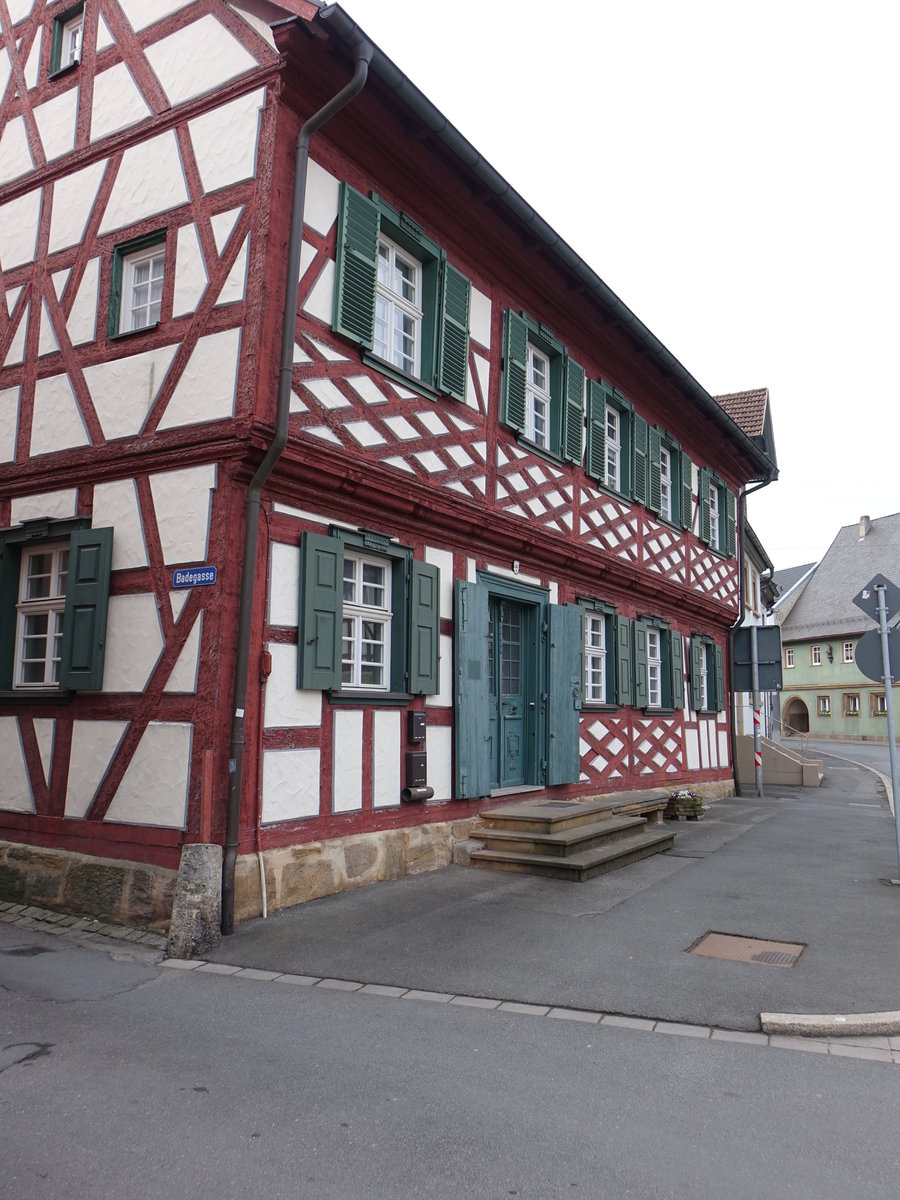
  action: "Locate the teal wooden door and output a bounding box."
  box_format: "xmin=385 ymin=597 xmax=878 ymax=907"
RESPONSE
xmin=489 ymin=599 xmax=531 ymax=788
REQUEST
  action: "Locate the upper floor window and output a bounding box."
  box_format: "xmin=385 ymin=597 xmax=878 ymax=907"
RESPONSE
xmin=0 ymin=522 xmax=113 ymax=694
xmin=333 ymin=184 xmax=471 ymax=402
xmin=659 ymin=445 xmax=672 ymax=522
xmin=50 ymin=4 xmax=84 ymax=75
xmin=606 ymin=404 xmax=622 ymax=492
xmin=586 ymin=379 xmax=632 ymax=497
xmin=107 ymin=231 xmax=166 ymax=338
xmin=502 ymin=310 xmax=584 ymax=464
xmin=811 ymin=644 xmax=822 ymax=666
xmin=698 ymin=467 xmax=736 ymax=557
xmin=785 ymin=647 xmax=795 ymax=668
xmin=525 ymin=345 xmax=552 ymax=449
xmin=374 ymin=236 xmax=421 ymax=377
xmin=843 ymin=641 xmax=854 ymax=663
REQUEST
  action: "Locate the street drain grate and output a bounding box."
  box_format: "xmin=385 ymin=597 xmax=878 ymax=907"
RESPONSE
xmin=688 ymin=932 xmax=804 ymax=968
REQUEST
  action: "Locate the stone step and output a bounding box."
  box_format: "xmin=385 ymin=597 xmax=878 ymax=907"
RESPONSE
xmin=470 ymin=828 xmax=676 ymax=882
xmin=474 ymin=813 xmax=648 ymax=857
xmin=481 ymin=796 xmax=625 ymax=835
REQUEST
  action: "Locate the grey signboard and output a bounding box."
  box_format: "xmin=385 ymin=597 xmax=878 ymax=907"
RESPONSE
xmin=732 ymin=626 xmax=783 ymax=693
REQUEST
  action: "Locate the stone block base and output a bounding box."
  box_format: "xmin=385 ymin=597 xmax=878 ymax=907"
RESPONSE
xmin=234 ymin=818 xmax=481 ymax=923
xmin=0 ymin=840 xmax=177 ymax=929
xmin=167 ymin=844 xmax=222 ymax=959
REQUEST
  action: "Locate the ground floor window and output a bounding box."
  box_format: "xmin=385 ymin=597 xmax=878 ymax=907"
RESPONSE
xmin=843 ymin=693 xmax=860 ymax=717
xmin=689 ymin=633 xmax=724 ymax=713
xmin=872 ymin=693 xmax=888 ymax=717
xmin=817 ymin=695 xmax=831 ymax=717
xmin=634 ymin=618 xmax=684 ymax=712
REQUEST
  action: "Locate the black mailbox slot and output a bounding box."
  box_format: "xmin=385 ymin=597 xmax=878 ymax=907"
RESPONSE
xmin=407 ymin=711 xmax=426 ymax=743
xmin=405 ymin=751 xmax=427 ymax=787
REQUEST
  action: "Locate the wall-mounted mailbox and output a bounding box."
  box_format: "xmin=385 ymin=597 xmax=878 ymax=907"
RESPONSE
xmin=405 ymin=751 xmax=427 ymax=787
xmin=407 ymin=711 xmax=426 ymax=743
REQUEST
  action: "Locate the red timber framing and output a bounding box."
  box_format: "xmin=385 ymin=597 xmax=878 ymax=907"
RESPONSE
xmin=0 ymin=2 xmax=774 ymax=881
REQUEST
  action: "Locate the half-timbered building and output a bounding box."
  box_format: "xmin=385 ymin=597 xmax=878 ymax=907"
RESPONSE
xmin=0 ymin=0 xmax=777 ymax=937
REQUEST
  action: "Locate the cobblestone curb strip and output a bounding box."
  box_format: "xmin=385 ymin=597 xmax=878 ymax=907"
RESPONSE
xmin=0 ymin=900 xmax=167 ymax=952
xmin=160 ymin=960 xmax=900 ymax=1065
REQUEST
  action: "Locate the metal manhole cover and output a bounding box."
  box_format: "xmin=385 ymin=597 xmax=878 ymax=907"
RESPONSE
xmin=688 ymin=932 xmax=804 ymax=968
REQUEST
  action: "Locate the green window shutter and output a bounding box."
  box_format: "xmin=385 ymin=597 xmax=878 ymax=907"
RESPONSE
xmin=633 ymin=619 xmax=648 ymax=709
xmin=714 ymin=642 xmax=726 ymax=711
xmin=107 ymin=249 xmax=124 ymax=338
xmin=298 ymin=532 xmax=343 ymax=690
xmin=561 ymin=357 xmax=585 ymax=465
xmin=547 ymin=603 xmax=583 ymax=786
xmin=615 ymin=614 xmax=633 ymax=707
xmin=333 ymin=183 xmax=379 ymax=349
xmin=501 ymin=309 xmax=528 ymax=433
xmin=59 ymin=527 xmax=114 ymax=691
xmin=725 ymin=489 xmax=737 ymax=557
xmin=671 ymin=631 xmax=684 ymax=711
xmin=408 ymin=560 xmax=440 ymax=694
xmin=437 ymin=262 xmax=470 ymax=401
xmin=454 ymin=580 xmax=492 ymax=799
xmin=586 ymin=380 xmax=606 ymax=479
xmin=0 ymin=541 xmax=21 ymax=690
xmin=689 ymin=635 xmax=704 ymax=711
xmin=680 ymin=452 xmax=693 ymax=531
xmin=632 ymin=414 xmax=648 ymax=505
xmin=648 ymin=427 xmax=662 ymax=514
xmin=698 ymin=467 xmax=711 ymax=544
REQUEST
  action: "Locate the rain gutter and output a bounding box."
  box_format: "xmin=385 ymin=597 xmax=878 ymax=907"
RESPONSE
xmin=221 ymin=28 xmax=374 ymax=936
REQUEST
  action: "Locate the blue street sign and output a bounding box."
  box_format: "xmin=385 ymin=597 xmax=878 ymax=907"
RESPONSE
xmin=172 ymin=566 xmax=217 ymax=589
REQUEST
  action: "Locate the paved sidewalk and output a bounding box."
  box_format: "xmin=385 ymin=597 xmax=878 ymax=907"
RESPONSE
xmin=206 ymin=762 xmax=900 ymax=1032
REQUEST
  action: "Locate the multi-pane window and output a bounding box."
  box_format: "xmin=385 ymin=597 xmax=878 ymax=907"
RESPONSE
xmin=61 ymin=12 xmax=83 ymax=66
xmin=874 ymin=694 xmax=887 ymax=716
xmin=585 ymin=613 xmax=607 ymax=703
xmin=15 ymin=543 xmax=68 ymax=688
xmin=697 ymin=641 xmax=709 ymax=710
xmin=341 ymin=554 xmax=391 ymax=689
xmin=785 ymin=647 xmax=794 ymax=668
xmin=374 ymin=235 xmax=421 ymax=376
xmin=646 ymin=628 xmax=662 ymax=709
xmin=659 ymin=445 xmax=672 ymax=522
xmin=811 ymin=645 xmax=822 ymax=666
xmin=121 ymin=247 xmax=165 ymax=333
xmin=606 ymin=405 xmax=622 ymax=492
xmin=845 ymin=693 xmax=860 ymax=716
xmin=708 ymin=480 xmax=720 ymax=551
xmin=817 ymin=695 xmax=831 ymax=717
xmin=842 ymin=641 xmax=854 ymax=663
xmin=525 ymin=345 xmax=551 ymax=449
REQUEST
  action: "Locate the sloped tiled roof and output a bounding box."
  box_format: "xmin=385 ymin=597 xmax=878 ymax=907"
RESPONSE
xmin=715 ymin=389 xmax=769 ymax=438
xmin=781 ymin=513 xmax=900 ymax=640
xmin=773 ymin=562 xmax=817 ymax=599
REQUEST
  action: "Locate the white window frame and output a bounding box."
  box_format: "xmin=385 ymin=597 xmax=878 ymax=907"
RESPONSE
xmin=811 ymin=644 xmax=821 ymax=666
xmin=606 ymin=405 xmax=621 ymax=492
xmin=785 ymin=647 xmax=794 ymax=668
xmin=875 ymin=694 xmax=887 ymax=716
xmin=341 ymin=552 xmax=391 ymax=690
xmin=374 ymin=234 xmax=422 ymax=377
xmin=659 ymin=445 xmax=672 ymax=522
xmin=15 ymin=541 xmax=68 ymax=689
xmin=585 ymin=613 xmax=607 ymax=704
xmin=121 ymin=245 xmax=166 ymax=333
xmin=708 ymin=481 xmax=721 ymax=551
xmin=525 ymin=344 xmax=552 ymax=449
xmin=842 ymin=641 xmax=854 ymax=664
xmin=646 ymin=628 xmax=662 ymax=709
xmin=61 ymin=12 xmax=84 ymax=66
xmin=698 ymin=641 xmax=709 ymax=710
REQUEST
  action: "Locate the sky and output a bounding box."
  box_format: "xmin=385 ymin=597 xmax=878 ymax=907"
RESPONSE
xmin=332 ymin=0 xmax=899 ymax=572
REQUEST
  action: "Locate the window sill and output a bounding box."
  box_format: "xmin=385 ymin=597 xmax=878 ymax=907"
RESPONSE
xmin=48 ymin=61 xmax=80 ymax=82
xmin=582 ymin=703 xmax=621 ymax=713
xmin=362 ymin=354 xmax=441 ymax=403
xmin=328 ymin=690 xmax=414 ymax=707
xmin=510 ymin=434 xmax=565 ymax=469
xmin=0 ymin=688 xmax=73 ymax=704
xmin=108 ymin=321 xmax=161 ymax=343
xmin=584 ymin=478 xmax=632 ymax=505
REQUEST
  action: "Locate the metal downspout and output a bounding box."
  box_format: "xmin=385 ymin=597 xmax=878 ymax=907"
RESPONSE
xmin=221 ymin=35 xmax=374 ymax=936
xmin=728 ymin=478 xmax=773 ymax=797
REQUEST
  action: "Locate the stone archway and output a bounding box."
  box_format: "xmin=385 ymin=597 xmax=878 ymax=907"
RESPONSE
xmin=783 ymin=697 xmax=809 ymax=735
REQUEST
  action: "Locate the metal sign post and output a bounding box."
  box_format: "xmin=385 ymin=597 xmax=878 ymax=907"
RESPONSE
xmin=751 ymin=624 xmax=764 ymax=797
xmin=875 ymin=585 xmax=900 ymax=878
